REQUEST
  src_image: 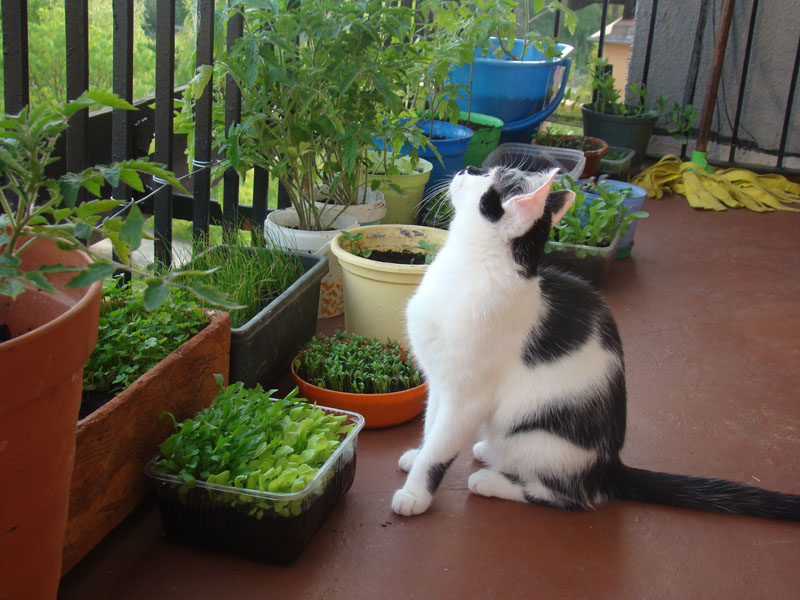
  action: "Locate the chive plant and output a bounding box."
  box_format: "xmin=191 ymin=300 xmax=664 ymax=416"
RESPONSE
xmin=186 ymin=235 xmax=302 ymax=329
xmin=294 ymin=331 xmax=423 ymax=395
xmin=155 ymin=380 xmax=354 ymax=517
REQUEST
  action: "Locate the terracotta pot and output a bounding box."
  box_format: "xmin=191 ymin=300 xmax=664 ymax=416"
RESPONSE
xmin=290 ymin=358 xmax=427 ymax=429
xmin=62 ymin=309 xmax=230 ymax=574
xmin=0 ymin=239 xmax=102 ymax=600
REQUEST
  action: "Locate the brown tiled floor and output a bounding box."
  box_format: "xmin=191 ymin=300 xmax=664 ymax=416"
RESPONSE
xmin=60 ymin=194 xmax=800 ymax=599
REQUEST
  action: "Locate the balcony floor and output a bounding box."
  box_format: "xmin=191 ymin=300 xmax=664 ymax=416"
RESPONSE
xmin=59 ymin=193 xmax=800 ymax=599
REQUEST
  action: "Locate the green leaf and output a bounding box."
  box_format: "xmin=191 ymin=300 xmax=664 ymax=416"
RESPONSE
xmin=185 ymin=282 xmax=243 ymax=310
xmin=23 ymin=270 xmax=57 ymax=293
xmin=65 ymin=262 xmax=116 ymax=288
xmin=81 ymin=89 xmax=137 ymax=111
xmin=119 ymin=168 xmax=144 ymax=192
xmin=120 ymin=203 xmax=145 ymax=252
xmin=76 ymin=199 xmax=120 ymax=218
xmin=143 ymin=279 xmax=171 ymax=311
xmin=0 ymin=277 xmax=27 ymax=299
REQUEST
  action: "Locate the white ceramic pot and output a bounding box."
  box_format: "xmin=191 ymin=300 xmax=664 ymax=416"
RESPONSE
xmin=266 ymin=207 xmax=359 ymax=318
xmin=314 ymin=188 xmax=387 ymax=226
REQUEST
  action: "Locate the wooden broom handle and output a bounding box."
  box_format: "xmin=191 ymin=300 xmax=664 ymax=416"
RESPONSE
xmin=696 ymin=0 xmax=736 ymax=152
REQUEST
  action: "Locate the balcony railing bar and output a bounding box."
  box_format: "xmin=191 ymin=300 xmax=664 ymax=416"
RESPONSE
xmin=191 ymin=0 xmax=214 ymax=244
xmin=727 ymin=0 xmax=758 ymax=164
xmin=1 ymin=1 xmax=29 ymax=114
xmin=222 ymin=7 xmax=243 ymax=239
xmin=596 ymin=0 xmax=609 ymax=58
xmin=153 ymin=0 xmax=177 ymax=267
xmin=65 ymin=0 xmax=89 ymax=189
xmin=777 ymin=34 xmax=800 ymax=170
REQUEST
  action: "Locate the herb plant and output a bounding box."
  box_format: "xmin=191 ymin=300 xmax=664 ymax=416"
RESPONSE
xmin=0 ymin=92 xmax=233 ymax=309
xmin=549 ymin=177 xmax=648 ymax=252
xmin=533 ymin=129 xmax=603 ymax=151
xmin=83 ymin=279 xmax=208 ymax=396
xmin=418 ymin=240 xmax=439 ymax=265
xmin=154 ymin=380 xmax=354 ymax=517
xmin=294 ymin=331 xmax=423 ymax=395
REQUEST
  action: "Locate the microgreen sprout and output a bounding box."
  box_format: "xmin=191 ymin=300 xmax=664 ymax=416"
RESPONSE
xmin=294 ymin=331 xmax=423 ymax=395
xmin=339 ymin=231 xmax=372 ymax=259
xmin=417 ymin=240 xmax=439 ymax=265
xmin=154 ymin=380 xmax=354 ymax=518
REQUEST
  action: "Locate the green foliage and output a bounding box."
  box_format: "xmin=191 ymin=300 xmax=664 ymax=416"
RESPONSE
xmin=83 ymin=279 xmax=208 ymax=394
xmin=185 ymin=239 xmax=303 ymax=329
xmin=550 ymin=176 xmax=648 ymax=250
xmin=0 ymin=0 xmax=197 ymax=112
xmin=339 ymin=231 xmax=372 ymax=259
xmin=587 ymin=58 xmax=665 ymax=118
xmin=294 ymin=331 xmax=423 ymax=395
xmin=533 ymin=128 xmax=601 ymax=151
xmin=0 ymin=93 xmax=238 ymax=309
xmin=664 ymin=101 xmax=699 ymax=144
xmin=417 ymin=240 xmax=439 ymax=264
xmin=154 ymin=383 xmax=355 ymax=517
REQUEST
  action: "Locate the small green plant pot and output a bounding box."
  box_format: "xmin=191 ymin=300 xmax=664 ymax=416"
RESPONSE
xmin=460 ymin=111 xmax=504 ymax=168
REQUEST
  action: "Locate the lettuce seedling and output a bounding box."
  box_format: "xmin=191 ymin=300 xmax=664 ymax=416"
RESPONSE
xmin=154 ymin=381 xmax=354 ymax=517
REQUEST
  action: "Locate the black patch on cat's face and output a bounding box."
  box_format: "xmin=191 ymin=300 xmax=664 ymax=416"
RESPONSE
xmin=523 ymin=268 xmax=623 ymax=365
xmin=511 ymin=189 xmax=572 ymax=279
xmin=479 ymin=187 xmax=504 ymax=222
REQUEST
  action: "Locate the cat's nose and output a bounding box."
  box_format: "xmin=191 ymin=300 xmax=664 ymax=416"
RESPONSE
xmin=459 ymin=165 xmax=486 ymax=176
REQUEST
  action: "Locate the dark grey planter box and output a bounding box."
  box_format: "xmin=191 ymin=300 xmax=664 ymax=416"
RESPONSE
xmin=230 ymin=252 xmax=328 ymax=387
xmin=189 ymin=247 xmax=328 ymax=388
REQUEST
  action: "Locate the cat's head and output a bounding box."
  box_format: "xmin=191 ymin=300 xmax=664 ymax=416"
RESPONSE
xmin=447 ymin=165 xmax=575 ymax=277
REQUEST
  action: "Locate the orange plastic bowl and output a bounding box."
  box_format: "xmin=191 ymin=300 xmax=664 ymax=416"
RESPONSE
xmin=290 ymin=357 xmax=427 ymax=429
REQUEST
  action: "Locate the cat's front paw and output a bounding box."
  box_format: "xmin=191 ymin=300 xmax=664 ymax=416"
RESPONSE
xmin=398 ymin=448 xmax=419 ymax=472
xmin=392 ymin=487 xmax=432 ymax=516
xmin=472 ymin=440 xmax=490 ymax=463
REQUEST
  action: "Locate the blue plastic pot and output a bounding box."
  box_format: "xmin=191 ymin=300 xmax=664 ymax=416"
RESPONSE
xmin=578 ymin=179 xmax=647 ymax=258
xmin=416 ymin=119 xmax=473 ymax=196
xmin=450 ymin=39 xmax=574 ymax=124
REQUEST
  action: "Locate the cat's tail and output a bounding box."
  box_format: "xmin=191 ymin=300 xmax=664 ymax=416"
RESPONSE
xmin=611 ymin=464 xmax=800 ymax=521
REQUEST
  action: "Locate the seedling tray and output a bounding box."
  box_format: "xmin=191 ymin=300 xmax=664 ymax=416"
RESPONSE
xmin=145 ymin=406 xmax=364 ymax=565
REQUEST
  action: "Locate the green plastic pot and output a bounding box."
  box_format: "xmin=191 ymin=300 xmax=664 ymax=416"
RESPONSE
xmin=460 ymin=111 xmax=504 ymax=167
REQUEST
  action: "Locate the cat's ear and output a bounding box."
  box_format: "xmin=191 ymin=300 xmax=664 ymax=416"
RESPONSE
xmin=547 ymin=189 xmax=575 ymax=226
xmin=503 ymin=169 xmax=558 ymax=230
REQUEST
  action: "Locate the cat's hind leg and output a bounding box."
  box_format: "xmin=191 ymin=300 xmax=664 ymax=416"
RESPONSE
xmin=468 ymin=469 xmax=558 ymax=506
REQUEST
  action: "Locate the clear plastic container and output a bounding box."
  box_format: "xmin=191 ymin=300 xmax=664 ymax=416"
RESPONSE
xmin=145 ymin=406 xmax=365 ymax=565
xmin=482 ymin=143 xmax=586 ymax=181
xmin=541 ymin=233 xmax=620 ymax=288
xmin=598 ymin=146 xmax=635 ymax=181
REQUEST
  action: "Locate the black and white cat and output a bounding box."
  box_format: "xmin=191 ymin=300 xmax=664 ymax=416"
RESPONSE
xmin=391 ymin=165 xmax=800 ymax=521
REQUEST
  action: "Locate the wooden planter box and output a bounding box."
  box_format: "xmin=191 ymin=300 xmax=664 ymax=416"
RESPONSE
xmin=61 ymin=309 xmax=231 ymax=575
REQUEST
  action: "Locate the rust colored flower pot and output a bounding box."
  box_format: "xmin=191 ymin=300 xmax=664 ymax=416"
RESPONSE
xmin=0 ymin=239 xmax=102 ymax=600
xmin=61 ymin=309 xmax=231 ymax=574
xmin=532 ymin=135 xmax=609 ymax=178
xmin=290 ymin=357 xmax=427 ymax=429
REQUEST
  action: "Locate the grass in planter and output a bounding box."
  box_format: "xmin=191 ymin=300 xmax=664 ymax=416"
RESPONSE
xmin=184 ymin=236 xmax=303 ymax=329
xmin=295 ymin=331 xmax=423 ymax=394
xmin=81 ymin=279 xmax=209 ymax=418
xmin=154 ymin=381 xmax=354 ymax=517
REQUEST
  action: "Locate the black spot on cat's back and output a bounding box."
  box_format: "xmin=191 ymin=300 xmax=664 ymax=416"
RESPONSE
xmin=523 ymin=267 xmax=622 ymax=365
